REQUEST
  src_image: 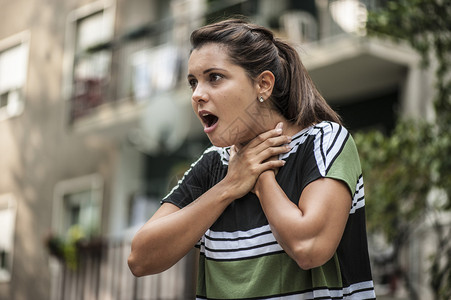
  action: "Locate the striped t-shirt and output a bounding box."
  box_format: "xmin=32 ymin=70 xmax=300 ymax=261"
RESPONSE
xmin=162 ymin=121 xmax=376 ymax=299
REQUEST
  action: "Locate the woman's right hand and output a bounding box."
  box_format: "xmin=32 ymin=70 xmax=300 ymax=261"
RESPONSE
xmin=223 ymin=122 xmax=292 ymax=199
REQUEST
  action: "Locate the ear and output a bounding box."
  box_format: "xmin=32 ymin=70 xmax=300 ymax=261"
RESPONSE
xmin=256 ymin=70 xmax=275 ymax=100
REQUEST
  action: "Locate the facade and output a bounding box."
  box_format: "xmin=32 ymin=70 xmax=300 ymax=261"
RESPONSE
xmin=0 ymin=0 xmax=436 ymax=299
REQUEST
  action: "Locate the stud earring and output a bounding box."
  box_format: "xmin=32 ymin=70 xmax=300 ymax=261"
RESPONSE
xmin=259 ymin=96 xmax=264 ymax=103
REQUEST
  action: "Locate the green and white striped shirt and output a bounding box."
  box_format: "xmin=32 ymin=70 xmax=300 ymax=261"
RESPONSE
xmin=163 ymin=121 xmax=376 ymax=300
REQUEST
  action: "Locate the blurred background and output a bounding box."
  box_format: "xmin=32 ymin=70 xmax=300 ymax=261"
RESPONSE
xmin=0 ymin=0 xmax=449 ymax=299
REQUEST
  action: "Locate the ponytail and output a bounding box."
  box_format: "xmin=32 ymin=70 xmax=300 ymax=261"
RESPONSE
xmin=271 ymin=39 xmax=341 ymax=127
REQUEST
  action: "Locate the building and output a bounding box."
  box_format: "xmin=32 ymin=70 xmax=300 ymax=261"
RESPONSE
xmin=0 ymin=0 xmax=436 ymax=299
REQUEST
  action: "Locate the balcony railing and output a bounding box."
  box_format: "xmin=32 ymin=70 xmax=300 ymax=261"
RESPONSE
xmin=68 ymin=13 xmax=191 ymax=123
xmin=50 ymin=238 xmax=197 ymax=300
xmin=68 ymin=0 xmax=383 ymax=124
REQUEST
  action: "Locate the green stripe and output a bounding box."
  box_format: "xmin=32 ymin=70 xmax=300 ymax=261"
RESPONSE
xmin=196 ymin=252 xmax=342 ymax=299
xmin=326 ymin=135 xmax=361 ymax=195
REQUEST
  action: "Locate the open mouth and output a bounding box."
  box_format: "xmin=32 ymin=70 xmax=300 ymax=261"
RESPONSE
xmin=201 ymin=113 xmax=219 ymax=128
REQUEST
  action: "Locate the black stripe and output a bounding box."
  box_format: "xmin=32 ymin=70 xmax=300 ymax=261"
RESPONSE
xmin=319 ymin=127 xmax=326 ymax=169
xmin=325 ymin=132 xmax=349 ymax=174
xmin=200 ymin=240 xmax=279 ymax=253
xmin=204 ymin=229 xmax=273 ymax=242
xmin=200 ymin=249 xmax=285 ymax=262
xmin=356 ymin=182 xmax=364 ymax=191
xmin=327 ymin=123 xmax=342 ymax=155
xmin=290 ymin=130 xmax=309 ymax=143
xmin=343 ymin=286 xmax=376 ymax=298
xmin=196 ymin=284 xmax=375 ymax=300
xmin=356 ymin=176 xmax=364 ymax=190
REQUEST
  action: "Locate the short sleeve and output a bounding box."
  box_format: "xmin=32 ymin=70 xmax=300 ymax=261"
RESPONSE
xmin=161 ymin=147 xmax=216 ymax=208
xmin=325 ymin=134 xmax=362 ymax=195
xmin=312 ymin=122 xmax=362 ymax=195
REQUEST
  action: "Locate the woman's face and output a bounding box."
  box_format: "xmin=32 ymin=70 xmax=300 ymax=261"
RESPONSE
xmin=188 ymin=43 xmax=266 ymax=147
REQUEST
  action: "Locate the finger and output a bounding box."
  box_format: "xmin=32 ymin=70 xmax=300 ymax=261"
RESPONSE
xmin=229 ymin=145 xmax=237 ymax=159
xmin=259 ymin=159 xmax=286 ymax=173
xmin=258 ymin=144 xmax=292 ymax=161
xmin=246 ymin=122 xmax=285 ymax=149
xmin=252 ymin=135 xmax=292 ymax=156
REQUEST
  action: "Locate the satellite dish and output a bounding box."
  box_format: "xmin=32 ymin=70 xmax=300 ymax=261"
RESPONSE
xmin=128 ymin=89 xmax=193 ymax=154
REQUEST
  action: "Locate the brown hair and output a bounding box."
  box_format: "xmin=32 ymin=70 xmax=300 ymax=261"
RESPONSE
xmin=190 ymin=18 xmax=341 ymax=128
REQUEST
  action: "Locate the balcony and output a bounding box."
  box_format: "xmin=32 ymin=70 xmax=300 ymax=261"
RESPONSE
xmin=66 ymin=0 xmax=380 ymax=126
xmin=49 ymin=237 xmax=197 ymax=300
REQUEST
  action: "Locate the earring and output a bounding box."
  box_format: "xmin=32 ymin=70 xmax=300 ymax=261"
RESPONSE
xmin=259 ymin=96 xmax=264 ymax=103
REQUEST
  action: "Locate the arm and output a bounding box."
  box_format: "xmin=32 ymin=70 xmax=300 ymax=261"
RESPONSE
xmin=254 ymin=171 xmax=351 ymax=270
xmin=128 ymin=126 xmax=291 ymax=276
xmin=128 ymin=181 xmax=237 ymax=276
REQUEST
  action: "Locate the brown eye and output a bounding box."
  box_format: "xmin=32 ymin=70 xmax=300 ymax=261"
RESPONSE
xmin=210 ymin=73 xmax=223 ymax=82
xmin=188 ymin=79 xmax=197 ymax=90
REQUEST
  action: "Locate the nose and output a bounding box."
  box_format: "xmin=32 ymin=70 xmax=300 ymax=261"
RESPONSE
xmin=192 ymin=84 xmax=208 ymax=103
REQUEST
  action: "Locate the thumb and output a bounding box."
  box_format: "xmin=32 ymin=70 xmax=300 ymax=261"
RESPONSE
xmin=229 ymin=145 xmax=238 ymax=159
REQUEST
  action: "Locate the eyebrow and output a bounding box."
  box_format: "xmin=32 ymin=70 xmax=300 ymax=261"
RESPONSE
xmin=187 ymin=67 xmax=227 ymax=78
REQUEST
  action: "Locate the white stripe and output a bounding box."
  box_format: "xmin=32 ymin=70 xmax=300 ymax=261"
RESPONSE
xmin=350 ymin=176 xmax=365 ymax=214
xmin=279 ymin=131 xmax=310 ymax=160
xmin=200 ymin=242 xmax=283 ymax=260
xmin=204 ymin=230 xmax=276 ymax=251
xmin=343 ymin=279 xmax=374 ymax=292
xmin=206 ymin=224 xmax=272 ymax=240
xmin=325 ymin=124 xmax=348 ymax=166
xmin=279 ymin=126 xmax=311 ymax=160
xmin=313 ymin=122 xmax=349 ymax=177
xmin=195 ymin=280 xmax=375 ymax=299
xmin=218 ymin=147 xmax=230 ymax=165
xmin=199 ymin=225 xmax=283 ymax=260
xmin=343 ymin=280 xmax=375 ymax=298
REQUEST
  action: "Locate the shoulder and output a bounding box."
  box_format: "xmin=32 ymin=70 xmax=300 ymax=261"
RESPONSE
xmin=310 ymin=121 xmax=349 ymax=144
xmin=280 ymin=122 xmax=349 ymax=161
xmin=309 ymin=121 xmax=350 ymax=153
xmin=309 ymin=121 xmax=357 ymax=176
xmin=191 ymin=146 xmax=231 ymax=170
xmin=202 ymin=146 xmax=230 ymax=164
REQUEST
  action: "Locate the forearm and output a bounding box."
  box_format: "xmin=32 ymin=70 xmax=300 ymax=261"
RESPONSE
xmin=254 ymin=172 xmax=332 ymax=269
xmin=254 ymin=172 xmax=309 ymax=259
xmin=128 ymin=179 xmax=236 ymax=276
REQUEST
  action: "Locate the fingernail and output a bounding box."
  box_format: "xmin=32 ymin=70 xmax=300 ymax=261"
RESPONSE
xmin=276 ymin=122 xmax=283 ymax=129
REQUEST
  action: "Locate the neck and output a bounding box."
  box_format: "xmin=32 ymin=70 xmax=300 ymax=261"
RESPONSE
xmin=269 ymin=114 xmax=304 ymax=137
xmin=279 ymin=120 xmax=304 ymax=137
xmin=237 ymin=118 xmax=304 ymax=149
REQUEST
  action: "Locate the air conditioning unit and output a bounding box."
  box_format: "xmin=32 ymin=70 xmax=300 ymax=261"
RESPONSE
xmin=280 ymin=11 xmax=318 ymax=43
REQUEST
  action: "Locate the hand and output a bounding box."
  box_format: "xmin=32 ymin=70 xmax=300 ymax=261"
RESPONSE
xmin=223 ymin=123 xmax=291 ymax=199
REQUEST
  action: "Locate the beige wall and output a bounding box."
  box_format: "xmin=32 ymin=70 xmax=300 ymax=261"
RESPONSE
xmin=0 ymin=1 xmax=119 ymax=299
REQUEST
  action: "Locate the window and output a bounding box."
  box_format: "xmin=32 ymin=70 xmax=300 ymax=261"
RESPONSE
xmin=63 ymin=189 xmax=101 ymax=237
xmin=53 ymin=174 xmax=103 ymax=238
xmin=127 ymin=193 xmax=160 ymax=228
xmin=131 ymin=44 xmax=180 ymax=101
xmin=0 ymin=194 xmax=17 ymax=282
xmin=0 ymin=32 xmax=29 ymax=121
xmin=66 ymin=2 xmax=114 ymax=121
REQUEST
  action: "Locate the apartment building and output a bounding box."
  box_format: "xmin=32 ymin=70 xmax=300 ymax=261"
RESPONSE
xmin=0 ymin=0 xmax=434 ymax=299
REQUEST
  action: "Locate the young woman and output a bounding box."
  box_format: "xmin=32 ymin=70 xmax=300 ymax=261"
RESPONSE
xmin=128 ymin=19 xmax=376 ymax=300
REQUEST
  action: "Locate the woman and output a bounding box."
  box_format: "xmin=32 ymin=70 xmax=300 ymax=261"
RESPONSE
xmin=128 ymin=19 xmax=376 ymax=299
